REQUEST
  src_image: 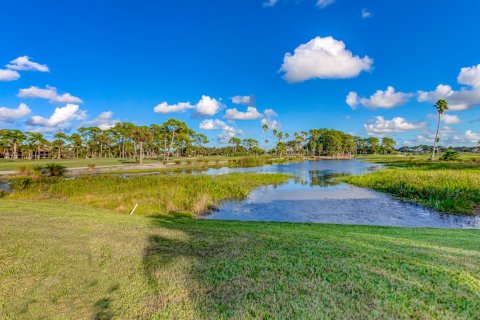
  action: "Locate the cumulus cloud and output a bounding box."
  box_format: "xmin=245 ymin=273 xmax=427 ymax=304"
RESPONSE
xmin=364 ymin=116 xmax=427 ymax=135
xmin=347 ymin=86 xmax=411 ymax=109
xmin=428 ymin=113 xmax=461 ymax=124
xmin=465 ymin=130 xmax=480 ymax=143
xmin=195 ymin=95 xmax=223 ymax=117
xmin=6 ymin=56 xmax=49 ymax=72
xmin=27 ymin=104 xmax=87 ymax=128
xmin=231 ymin=95 xmax=255 ymax=105
xmin=199 ymin=119 xmax=242 ymax=144
xmin=346 ymin=91 xmax=359 ymax=109
xmin=261 ymin=118 xmax=280 ymax=130
xmin=262 ymin=0 xmax=278 ymax=7
xmin=361 ymin=8 xmax=372 ymax=18
xmin=225 ymin=106 xmax=262 ymax=120
xmin=154 ymin=101 xmax=193 ymax=114
xmin=280 ymin=36 xmax=373 ymax=83
xmin=418 ymin=64 xmax=480 ymax=111
xmin=316 ymin=0 xmax=335 ymax=8
xmin=83 ymin=111 xmax=119 ymax=130
xmin=18 ymin=85 xmax=83 ymax=104
xmin=0 ymin=103 xmax=31 ymax=122
xmin=405 ymin=126 xmax=477 ymax=146
xmin=263 ymin=108 xmax=278 ymax=117
xmin=154 ymin=95 xmax=222 ymax=116
xmin=0 ymin=69 xmax=20 ymax=81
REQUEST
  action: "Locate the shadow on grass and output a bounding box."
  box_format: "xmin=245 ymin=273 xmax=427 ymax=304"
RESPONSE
xmin=141 ymin=217 xmax=480 ymax=319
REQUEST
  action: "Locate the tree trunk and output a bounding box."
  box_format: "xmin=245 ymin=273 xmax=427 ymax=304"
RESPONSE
xmin=431 ymin=113 xmax=441 ymax=160
xmin=139 ymin=141 xmax=143 ymax=165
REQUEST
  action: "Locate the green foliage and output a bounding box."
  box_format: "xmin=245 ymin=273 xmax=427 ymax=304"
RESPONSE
xmin=42 ymin=163 xmax=67 ymax=177
xmin=440 ymin=149 xmax=460 ymax=161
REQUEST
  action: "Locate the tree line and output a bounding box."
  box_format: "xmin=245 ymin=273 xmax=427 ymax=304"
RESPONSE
xmin=0 ymin=119 xmax=396 ymax=163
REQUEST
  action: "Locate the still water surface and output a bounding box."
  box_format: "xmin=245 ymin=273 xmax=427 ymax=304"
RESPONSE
xmin=202 ymin=160 xmax=479 ymax=229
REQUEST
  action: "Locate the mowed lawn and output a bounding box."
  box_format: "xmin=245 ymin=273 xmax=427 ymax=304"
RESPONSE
xmin=1 ymin=200 xmax=479 ymax=319
xmin=0 ymin=158 xmax=144 ymax=171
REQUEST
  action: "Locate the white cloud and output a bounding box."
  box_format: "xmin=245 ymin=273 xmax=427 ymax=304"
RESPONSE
xmin=428 ymin=113 xmax=461 ymax=124
xmin=364 ymin=116 xmax=427 ymax=135
xmin=346 ymin=91 xmax=359 ymax=109
xmin=465 ymin=130 xmax=480 ymax=143
xmin=263 ymin=108 xmax=278 ymax=117
xmin=195 ymin=95 xmax=223 ymax=117
xmin=28 ymin=104 xmax=87 ymax=128
xmin=280 ymin=36 xmax=373 ymax=83
xmin=154 ymin=95 xmax=222 ymax=116
xmin=18 ymin=85 xmax=83 ymax=104
xmin=231 ymin=95 xmax=255 ymax=105
xmin=458 ymin=64 xmax=480 ymax=87
xmin=199 ymin=119 xmax=242 ymax=144
xmin=0 ymin=69 xmax=20 ymax=81
xmin=442 ymin=114 xmax=461 ymax=124
xmin=83 ymin=111 xmax=119 ymax=130
xmin=0 ymin=103 xmax=31 ymax=122
xmin=6 ymin=56 xmax=49 ymax=72
xmin=262 ymin=0 xmax=278 ymax=7
xmin=154 ymin=101 xmax=193 ymax=114
xmin=199 ymin=119 xmax=227 ymax=131
xmin=225 ymin=106 xmax=262 ymax=120
xmin=418 ymin=64 xmax=480 ymax=111
xmin=361 ymin=8 xmax=372 ymax=18
xmin=348 ymin=86 xmax=411 ymax=109
xmin=261 ymin=118 xmax=280 ymax=130
xmin=316 ymin=0 xmax=335 ymax=8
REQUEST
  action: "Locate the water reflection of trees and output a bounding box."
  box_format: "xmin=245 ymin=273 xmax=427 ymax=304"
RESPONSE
xmin=293 ymin=170 xmax=347 ymax=187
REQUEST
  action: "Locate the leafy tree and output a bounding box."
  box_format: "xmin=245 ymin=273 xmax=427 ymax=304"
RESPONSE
xmin=228 ymin=137 xmax=241 ymax=155
xmin=131 ymin=126 xmax=152 ymax=164
xmin=381 ymin=137 xmax=396 ymax=154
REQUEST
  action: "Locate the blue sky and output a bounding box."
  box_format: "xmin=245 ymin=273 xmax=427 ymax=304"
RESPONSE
xmin=1 ymin=0 xmax=480 ymax=146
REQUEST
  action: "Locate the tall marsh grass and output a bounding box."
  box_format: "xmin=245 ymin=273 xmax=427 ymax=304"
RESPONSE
xmin=341 ymin=168 xmax=480 ymax=214
xmin=9 ymin=173 xmax=290 ymax=216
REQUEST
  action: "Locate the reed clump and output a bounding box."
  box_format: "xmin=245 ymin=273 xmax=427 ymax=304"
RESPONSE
xmin=341 ymin=167 xmax=480 ymax=214
xmin=9 ymin=173 xmax=290 ymax=216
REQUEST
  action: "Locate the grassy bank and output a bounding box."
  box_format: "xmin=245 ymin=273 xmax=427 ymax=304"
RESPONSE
xmin=343 ymin=154 xmax=480 ymax=214
xmin=7 ymin=173 xmax=290 ymax=216
xmin=1 ymin=200 xmax=479 ymax=319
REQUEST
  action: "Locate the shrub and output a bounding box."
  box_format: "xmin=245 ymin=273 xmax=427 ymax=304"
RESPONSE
xmin=440 ymin=150 xmax=460 ymax=161
xmin=42 ymin=163 xmax=67 ymax=177
xmin=174 ymin=160 xmax=181 ymax=165
xmin=87 ymin=163 xmax=96 ymax=173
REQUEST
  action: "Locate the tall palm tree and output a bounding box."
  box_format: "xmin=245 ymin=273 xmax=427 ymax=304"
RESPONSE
xmin=431 ymin=99 xmax=449 ymax=160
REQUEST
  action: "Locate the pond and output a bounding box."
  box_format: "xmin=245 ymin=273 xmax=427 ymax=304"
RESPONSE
xmin=203 ymin=160 xmax=480 ymax=229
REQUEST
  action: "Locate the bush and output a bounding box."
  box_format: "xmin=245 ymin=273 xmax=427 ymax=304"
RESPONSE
xmin=87 ymin=163 xmax=96 ymax=173
xmin=440 ymin=150 xmax=460 ymax=161
xmin=42 ymin=163 xmax=67 ymax=177
xmin=174 ymin=160 xmax=181 ymax=165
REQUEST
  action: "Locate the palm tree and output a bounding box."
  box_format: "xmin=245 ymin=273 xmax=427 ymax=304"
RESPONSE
xmin=431 ymin=99 xmax=449 ymax=160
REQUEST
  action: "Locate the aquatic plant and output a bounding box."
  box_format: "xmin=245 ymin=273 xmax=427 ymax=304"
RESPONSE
xmin=9 ymin=173 xmax=291 ymax=216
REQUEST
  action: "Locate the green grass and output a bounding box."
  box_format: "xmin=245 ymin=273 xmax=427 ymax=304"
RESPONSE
xmin=0 ymin=158 xmax=146 ymax=171
xmin=343 ymin=154 xmax=480 ymax=214
xmin=1 ymin=200 xmax=479 ymax=319
xmin=8 ymin=173 xmax=291 ymax=216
